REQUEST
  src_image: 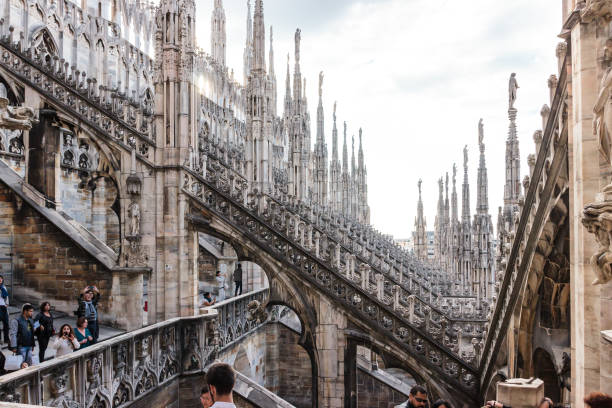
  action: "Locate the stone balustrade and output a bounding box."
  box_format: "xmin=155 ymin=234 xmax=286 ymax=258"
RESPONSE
xmin=0 ymin=312 xmax=217 ymax=406
xmin=208 ymin=288 xmax=270 ymax=350
xmin=0 ymin=287 xmax=272 ymax=407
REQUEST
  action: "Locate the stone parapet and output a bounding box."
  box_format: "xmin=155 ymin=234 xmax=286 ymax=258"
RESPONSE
xmin=0 ymin=311 xmax=218 ymax=406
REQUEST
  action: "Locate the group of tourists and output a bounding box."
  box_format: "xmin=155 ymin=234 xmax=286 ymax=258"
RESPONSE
xmin=395 ymin=385 xmax=612 ymax=408
xmin=201 ymin=263 xmax=244 ymax=308
xmin=199 ymin=362 xmax=237 ymax=408
xmin=0 ymin=279 xmax=101 ymax=372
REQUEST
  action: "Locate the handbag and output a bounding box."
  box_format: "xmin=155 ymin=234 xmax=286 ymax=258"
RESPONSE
xmin=4 ymin=354 xmax=23 ymax=371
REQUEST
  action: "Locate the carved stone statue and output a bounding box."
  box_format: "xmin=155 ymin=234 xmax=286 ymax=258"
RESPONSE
xmin=594 ymin=67 xmax=612 ymax=179
xmin=128 ymin=201 xmax=141 ymax=236
xmin=463 ymin=145 xmax=468 ymax=168
xmin=478 ymin=118 xmax=484 ymax=146
xmin=0 ymin=84 xmax=36 ymax=131
xmin=319 ymin=71 xmax=324 ymax=99
xmin=418 ymin=179 xmax=422 ymax=196
xmin=509 ymin=73 xmax=519 ymax=109
xmin=294 ymin=29 xmax=301 ymax=63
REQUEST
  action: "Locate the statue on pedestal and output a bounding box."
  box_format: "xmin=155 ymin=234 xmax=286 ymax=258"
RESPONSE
xmin=509 ymin=73 xmax=519 ymax=109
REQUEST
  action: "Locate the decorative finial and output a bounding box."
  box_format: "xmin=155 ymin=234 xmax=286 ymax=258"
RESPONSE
xmin=453 ymin=163 xmax=457 ymax=184
xmin=418 ymin=179 xmax=422 ymax=196
xmin=463 ymin=145 xmax=468 ymax=170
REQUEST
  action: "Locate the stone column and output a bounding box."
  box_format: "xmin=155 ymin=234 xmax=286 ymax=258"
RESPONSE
xmin=569 ymin=9 xmax=603 ymax=406
xmin=316 ymin=297 xmax=346 ymax=408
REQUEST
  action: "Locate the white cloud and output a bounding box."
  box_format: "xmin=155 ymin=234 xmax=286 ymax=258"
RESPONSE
xmin=195 ymin=0 xmax=561 ymax=238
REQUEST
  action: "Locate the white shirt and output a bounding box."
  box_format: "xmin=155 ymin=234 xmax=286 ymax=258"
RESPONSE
xmin=52 ymin=336 xmax=80 ymax=357
xmin=210 ymin=402 xmax=236 ymax=408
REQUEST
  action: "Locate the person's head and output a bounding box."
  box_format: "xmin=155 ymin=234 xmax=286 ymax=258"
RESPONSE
xmin=537 ymin=397 xmax=554 ymax=408
xmin=216 ymin=271 xmax=221 ymax=276
xmin=584 ymin=392 xmax=612 ymax=408
xmin=204 ymin=292 xmax=211 ymax=298
xmin=200 ymin=385 xmax=212 ymax=408
xmin=59 ymin=324 xmax=73 ymax=338
xmin=83 ymin=290 xmax=93 ymax=301
xmin=432 ymin=400 xmax=452 ymax=408
xmin=76 ymin=316 xmax=88 ymax=328
xmin=206 ymin=363 xmax=235 ymax=400
xmin=409 ymin=385 xmax=428 ymax=408
xmin=0 ymin=275 xmax=4 ymax=285
xmin=40 ymin=301 xmax=50 ymax=312
xmin=21 ymin=303 xmax=34 ymax=318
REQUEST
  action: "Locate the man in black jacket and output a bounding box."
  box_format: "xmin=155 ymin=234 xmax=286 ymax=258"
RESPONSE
xmin=9 ymin=303 xmax=35 ymax=365
xmin=233 ymin=264 xmax=243 ymax=296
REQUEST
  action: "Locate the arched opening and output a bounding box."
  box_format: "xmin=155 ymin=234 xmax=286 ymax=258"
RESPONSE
xmin=197 ymin=232 xmax=269 ymax=304
xmin=533 ymin=348 xmax=561 ymax=403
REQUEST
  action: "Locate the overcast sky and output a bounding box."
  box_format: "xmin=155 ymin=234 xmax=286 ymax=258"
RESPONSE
xmin=194 ymin=0 xmax=561 ymax=239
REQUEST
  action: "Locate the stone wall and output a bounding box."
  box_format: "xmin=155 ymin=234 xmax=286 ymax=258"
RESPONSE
xmin=265 ymin=323 xmax=312 ymax=408
xmin=58 ymin=170 xmax=120 ymax=253
xmin=216 ymin=322 xmax=313 ymax=408
xmin=0 ymin=181 xmax=112 ymax=320
xmin=356 ymin=367 xmax=409 ymax=408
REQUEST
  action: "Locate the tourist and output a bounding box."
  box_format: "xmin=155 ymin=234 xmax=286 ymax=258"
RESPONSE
xmin=77 ymin=285 xmax=100 ymax=343
xmin=0 ymin=275 xmax=10 ymax=345
xmin=51 ymin=324 xmax=80 ymax=357
xmin=8 ymin=303 xmax=36 ymax=365
xmin=206 ymin=362 xmax=236 ymax=408
xmin=432 ymin=400 xmax=453 ymax=408
xmin=74 ymin=316 xmax=93 ymax=349
xmin=201 ymin=292 xmax=216 ymax=307
xmin=584 ymin=392 xmax=612 ymax=408
xmin=233 ymin=264 xmax=243 ymax=296
xmin=215 ymin=271 xmax=226 ymax=301
xmin=34 ymin=301 xmax=54 ymax=363
xmin=397 ymin=385 xmax=428 ymax=408
xmin=200 ymin=384 xmax=213 ymax=408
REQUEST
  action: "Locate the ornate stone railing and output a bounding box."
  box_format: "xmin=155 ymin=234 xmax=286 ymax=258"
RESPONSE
xmin=200 ymin=149 xmax=488 ymax=327
xmin=210 ymin=287 xmax=269 ymax=350
xmin=198 ymin=150 xmax=490 ymax=338
xmin=182 ymin=166 xmax=480 ymax=397
xmin=0 ymin=39 xmax=155 ymax=165
xmin=479 ymin=56 xmax=569 ymax=391
xmin=0 ymin=312 xmax=217 ymax=406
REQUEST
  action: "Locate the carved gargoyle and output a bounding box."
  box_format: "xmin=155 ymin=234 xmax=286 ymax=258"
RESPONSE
xmin=246 ymin=300 xmax=268 ymax=324
xmin=0 ymin=89 xmax=36 ymax=132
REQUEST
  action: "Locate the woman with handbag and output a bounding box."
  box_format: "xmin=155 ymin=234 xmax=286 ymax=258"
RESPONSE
xmin=51 ymin=324 xmax=80 ymax=357
xmin=34 ymin=302 xmax=54 ymax=363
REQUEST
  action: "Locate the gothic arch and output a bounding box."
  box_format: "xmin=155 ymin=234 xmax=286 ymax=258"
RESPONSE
xmin=29 ymin=25 xmax=59 ymax=60
xmin=344 ymin=328 xmax=459 ymax=407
